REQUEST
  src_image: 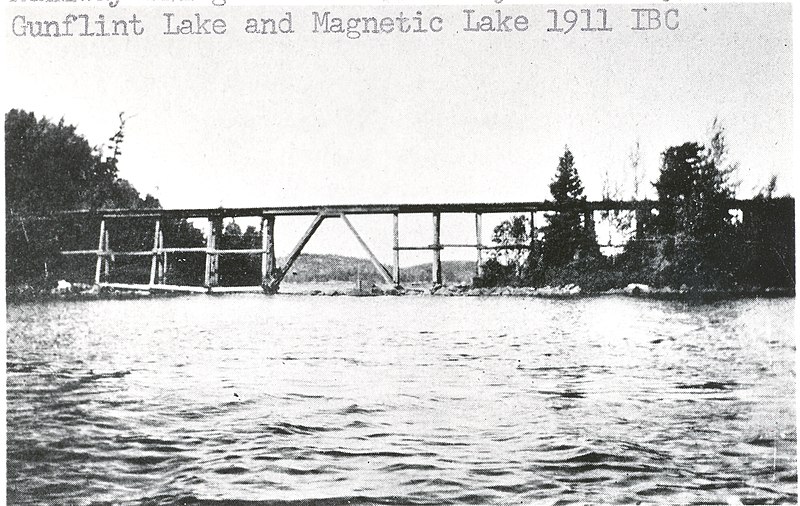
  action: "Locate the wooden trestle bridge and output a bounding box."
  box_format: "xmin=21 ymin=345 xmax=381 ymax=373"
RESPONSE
xmin=44 ymin=198 xmax=792 ymax=293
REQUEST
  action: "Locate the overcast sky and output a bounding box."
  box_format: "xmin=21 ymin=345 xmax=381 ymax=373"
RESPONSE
xmin=3 ymin=2 xmax=794 ymax=261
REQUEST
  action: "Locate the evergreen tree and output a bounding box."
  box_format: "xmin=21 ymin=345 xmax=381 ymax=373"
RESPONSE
xmin=540 ymin=147 xmax=598 ymax=269
xmin=651 ymin=142 xmax=735 ymax=287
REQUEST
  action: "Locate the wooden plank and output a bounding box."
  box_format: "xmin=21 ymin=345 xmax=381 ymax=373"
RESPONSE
xmin=62 ymin=249 xmax=104 ymax=255
xmin=66 ymin=248 xmax=266 ymax=256
xmin=158 ymin=247 xmax=207 ymax=253
xmin=214 ymin=248 xmax=268 ymax=255
xmin=103 ymin=251 xmax=153 ymax=257
xmin=340 ymin=214 xmax=394 ymax=285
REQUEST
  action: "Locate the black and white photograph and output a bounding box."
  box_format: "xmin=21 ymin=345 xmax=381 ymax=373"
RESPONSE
xmin=4 ymin=1 xmax=796 ymax=504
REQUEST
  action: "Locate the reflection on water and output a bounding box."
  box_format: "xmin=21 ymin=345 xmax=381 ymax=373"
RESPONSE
xmin=7 ymin=295 xmax=796 ymax=504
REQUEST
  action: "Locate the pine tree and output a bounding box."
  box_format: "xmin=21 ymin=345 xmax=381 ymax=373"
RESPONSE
xmin=540 ymin=147 xmax=598 ymax=269
xmin=652 ymin=142 xmax=735 ymax=287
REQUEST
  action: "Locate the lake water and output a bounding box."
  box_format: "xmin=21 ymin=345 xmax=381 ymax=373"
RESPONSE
xmin=6 ymin=295 xmax=797 ymax=504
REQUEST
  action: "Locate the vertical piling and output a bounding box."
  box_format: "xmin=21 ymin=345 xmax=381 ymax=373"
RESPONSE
xmin=158 ymin=227 xmax=166 ymax=284
xmin=529 ymin=211 xmax=537 ymax=261
xmin=149 ymin=219 xmax=161 ymax=287
xmin=393 ymin=213 xmax=400 ymax=286
xmin=102 ymin=225 xmax=110 ymax=281
xmin=261 ymin=215 xmax=276 ymax=287
xmin=475 ymin=213 xmax=483 ymax=279
xmin=94 ymin=219 xmax=106 ymax=285
xmin=432 ymin=212 xmax=442 ymax=287
xmin=205 ymin=216 xmax=222 ymax=290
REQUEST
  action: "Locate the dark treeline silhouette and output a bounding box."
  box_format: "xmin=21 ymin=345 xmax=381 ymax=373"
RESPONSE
xmin=5 ymin=109 xmax=207 ymax=288
xmin=477 ymin=142 xmax=794 ymax=291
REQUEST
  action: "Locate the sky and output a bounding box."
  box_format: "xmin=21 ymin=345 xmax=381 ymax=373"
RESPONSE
xmin=2 ymin=2 xmax=794 ymax=262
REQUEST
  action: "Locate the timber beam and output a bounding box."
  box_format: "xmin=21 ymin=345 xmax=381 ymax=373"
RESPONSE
xmin=24 ymin=198 xmax=794 ymax=221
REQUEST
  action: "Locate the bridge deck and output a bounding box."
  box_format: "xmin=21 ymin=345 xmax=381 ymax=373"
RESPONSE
xmin=19 ymin=197 xmax=792 ymax=220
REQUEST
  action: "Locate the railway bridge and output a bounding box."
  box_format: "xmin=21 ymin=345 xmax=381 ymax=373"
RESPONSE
xmin=27 ymin=198 xmax=793 ymax=293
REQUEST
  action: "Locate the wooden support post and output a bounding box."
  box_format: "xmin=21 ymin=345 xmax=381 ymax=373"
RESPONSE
xmin=432 ymin=212 xmax=442 ymax=287
xmin=475 ymin=213 xmax=483 ymax=279
xmin=340 ymin=214 xmax=394 ymax=285
xmin=530 ymin=211 xmax=537 ymax=256
xmin=204 ymin=216 xmax=222 ymax=290
xmin=261 ymin=215 xmax=276 ymax=288
xmin=149 ymin=219 xmax=161 ymax=287
xmin=158 ymin=228 xmax=167 ymax=284
xmin=393 ymin=213 xmax=401 ymax=286
xmin=94 ymin=219 xmax=106 ymax=285
xmin=102 ymin=226 xmax=110 ymax=280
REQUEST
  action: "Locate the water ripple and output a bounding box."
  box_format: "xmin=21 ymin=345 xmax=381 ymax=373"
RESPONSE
xmin=6 ymin=295 xmax=796 ymax=504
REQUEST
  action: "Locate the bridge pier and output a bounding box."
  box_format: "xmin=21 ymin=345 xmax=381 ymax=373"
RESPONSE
xmin=261 ymin=215 xmax=276 ymax=289
xmin=149 ymin=219 xmax=161 ymax=288
xmin=393 ymin=213 xmax=401 ymax=286
xmin=432 ymin=212 xmax=442 ymax=287
xmin=94 ymin=219 xmax=107 ymax=285
xmin=102 ymin=223 xmax=110 ymax=281
xmin=475 ymin=213 xmax=483 ymax=279
xmin=204 ymin=216 xmax=222 ymax=290
xmin=159 ymin=227 xmax=167 ymax=285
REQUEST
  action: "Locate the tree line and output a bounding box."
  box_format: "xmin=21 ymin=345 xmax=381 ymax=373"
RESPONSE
xmin=478 ymin=136 xmax=793 ymax=290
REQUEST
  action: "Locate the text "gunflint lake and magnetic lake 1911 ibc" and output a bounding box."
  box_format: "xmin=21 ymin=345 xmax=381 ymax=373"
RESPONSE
xmin=10 ymin=8 xmax=679 ymax=38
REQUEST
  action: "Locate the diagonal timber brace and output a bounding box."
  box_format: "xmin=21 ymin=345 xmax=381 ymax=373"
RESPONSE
xmin=262 ymin=212 xmax=326 ymax=294
xmin=339 ymin=214 xmax=395 ymax=286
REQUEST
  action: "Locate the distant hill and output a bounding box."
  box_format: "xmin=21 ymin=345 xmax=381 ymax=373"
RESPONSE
xmin=282 ymin=253 xmax=475 ymax=285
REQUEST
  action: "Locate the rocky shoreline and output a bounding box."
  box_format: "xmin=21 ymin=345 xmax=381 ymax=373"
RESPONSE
xmin=7 ymin=280 xmax=794 ymax=303
xmin=297 ymin=283 xmax=794 ymax=301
